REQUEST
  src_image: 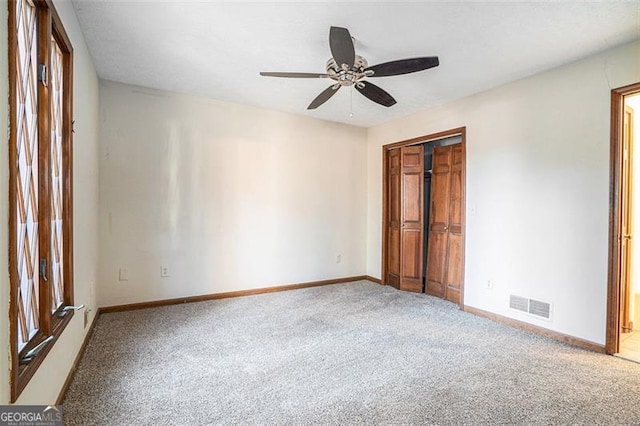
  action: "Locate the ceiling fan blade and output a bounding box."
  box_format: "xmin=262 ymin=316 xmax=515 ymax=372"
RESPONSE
xmin=329 ymin=26 xmax=355 ymax=69
xmin=308 ymin=85 xmax=341 ymax=110
xmin=365 ymin=57 xmax=439 ymax=77
xmin=260 ymin=72 xmax=330 ymax=78
xmin=355 ymin=81 xmax=396 ymax=107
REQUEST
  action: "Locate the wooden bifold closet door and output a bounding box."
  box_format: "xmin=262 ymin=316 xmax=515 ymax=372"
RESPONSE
xmin=426 ymin=144 xmax=463 ymax=303
xmin=387 ymin=149 xmax=401 ymax=288
xmin=400 ymin=145 xmax=425 ymax=292
xmin=387 ymin=145 xmax=424 ymax=292
xmin=383 ymin=129 xmax=465 ymax=305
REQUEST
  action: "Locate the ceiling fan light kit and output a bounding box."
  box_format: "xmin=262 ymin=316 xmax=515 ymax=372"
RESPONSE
xmin=260 ymin=26 xmax=439 ymax=111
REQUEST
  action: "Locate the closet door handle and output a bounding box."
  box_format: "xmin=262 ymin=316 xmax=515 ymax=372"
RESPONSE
xmin=443 ymin=225 xmax=449 ymax=231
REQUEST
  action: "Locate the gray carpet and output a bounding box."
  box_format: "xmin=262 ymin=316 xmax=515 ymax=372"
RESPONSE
xmin=63 ymin=281 xmax=640 ymax=425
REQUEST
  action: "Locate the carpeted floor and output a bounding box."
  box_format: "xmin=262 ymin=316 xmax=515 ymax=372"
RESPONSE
xmin=63 ymin=281 xmax=640 ymax=425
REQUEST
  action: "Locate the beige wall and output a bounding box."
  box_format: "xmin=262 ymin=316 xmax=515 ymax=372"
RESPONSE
xmin=0 ymin=0 xmax=100 ymax=404
xmin=0 ymin=1 xmax=637 ymax=404
xmin=98 ymin=81 xmax=367 ymax=307
xmin=366 ymin=40 xmax=640 ymax=345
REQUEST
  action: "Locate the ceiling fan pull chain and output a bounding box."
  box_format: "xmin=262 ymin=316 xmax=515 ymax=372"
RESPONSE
xmin=350 ymin=87 xmax=354 ymax=119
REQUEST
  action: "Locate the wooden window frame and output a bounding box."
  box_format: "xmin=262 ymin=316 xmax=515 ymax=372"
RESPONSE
xmin=8 ymin=0 xmax=74 ymax=402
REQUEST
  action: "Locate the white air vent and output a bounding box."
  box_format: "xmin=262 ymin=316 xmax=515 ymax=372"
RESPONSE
xmin=509 ymin=295 xmax=529 ymax=312
xmin=509 ymin=295 xmax=552 ymax=320
xmin=528 ymin=299 xmax=551 ymax=319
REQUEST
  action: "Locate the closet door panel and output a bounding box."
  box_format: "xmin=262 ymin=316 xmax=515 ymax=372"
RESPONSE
xmin=387 ymin=149 xmax=401 ymax=288
xmin=444 ymin=144 xmax=464 ymax=303
xmin=399 ymin=145 xmax=424 ymax=292
xmin=402 ymin=172 xmax=422 ymax=223
xmin=401 ymin=229 xmax=421 ymax=279
xmin=426 ymin=146 xmax=451 ymax=298
xmin=426 ymin=232 xmax=447 ymax=297
xmin=444 ymin=234 xmax=462 ymax=303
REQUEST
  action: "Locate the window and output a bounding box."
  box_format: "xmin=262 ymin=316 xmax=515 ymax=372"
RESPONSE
xmin=9 ymin=0 xmax=74 ymax=402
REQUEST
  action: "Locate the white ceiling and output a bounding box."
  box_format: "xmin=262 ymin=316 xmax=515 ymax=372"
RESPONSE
xmin=71 ymin=1 xmax=640 ymax=127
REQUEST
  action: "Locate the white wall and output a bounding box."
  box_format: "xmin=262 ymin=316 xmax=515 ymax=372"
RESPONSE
xmin=98 ymin=82 xmax=367 ymax=307
xmin=367 ymin=40 xmax=640 ymax=345
xmin=1 ymin=0 xmax=100 ymax=404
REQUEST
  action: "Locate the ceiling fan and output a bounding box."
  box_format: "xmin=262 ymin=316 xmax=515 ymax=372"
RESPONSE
xmin=260 ymin=26 xmax=439 ymax=110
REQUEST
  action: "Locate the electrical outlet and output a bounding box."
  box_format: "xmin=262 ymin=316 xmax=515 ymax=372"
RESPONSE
xmin=161 ymin=266 xmax=170 ymax=277
xmin=118 ymin=268 xmax=129 ymax=281
xmin=486 ymin=280 xmax=493 ymax=289
xmin=336 ymin=254 xmax=341 ymax=264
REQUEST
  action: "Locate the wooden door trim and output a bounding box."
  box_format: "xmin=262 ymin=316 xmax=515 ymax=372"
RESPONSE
xmin=606 ymin=82 xmax=640 ymax=355
xmin=382 ymin=127 xmax=467 ymax=308
xmin=383 ymin=127 xmax=467 ymax=150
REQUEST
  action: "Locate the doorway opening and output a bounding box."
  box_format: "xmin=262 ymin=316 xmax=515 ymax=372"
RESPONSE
xmin=607 ymin=83 xmax=640 ymax=358
xmin=381 ymin=127 xmax=466 ymax=307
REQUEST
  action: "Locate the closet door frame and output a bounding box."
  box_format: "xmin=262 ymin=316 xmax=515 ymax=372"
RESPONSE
xmin=381 ymin=127 xmax=467 ymax=308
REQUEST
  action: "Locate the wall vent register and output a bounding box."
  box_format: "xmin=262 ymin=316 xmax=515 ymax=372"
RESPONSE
xmin=509 ymin=294 xmax=552 ymax=320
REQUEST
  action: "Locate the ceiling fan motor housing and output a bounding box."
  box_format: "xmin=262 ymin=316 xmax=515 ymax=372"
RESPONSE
xmin=326 ymin=55 xmax=370 ymax=86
